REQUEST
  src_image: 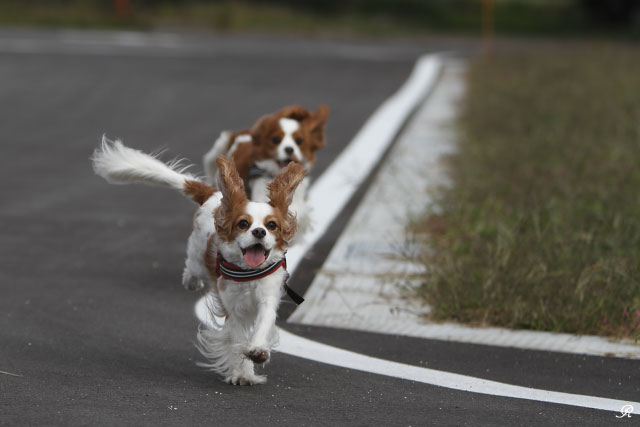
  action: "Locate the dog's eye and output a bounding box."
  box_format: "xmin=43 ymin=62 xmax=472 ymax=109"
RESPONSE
xmin=272 ymin=136 xmax=281 ymax=144
xmin=266 ymin=221 xmax=277 ymax=230
xmin=295 ymin=137 xmax=303 ymax=145
xmin=237 ymin=219 xmax=250 ymax=229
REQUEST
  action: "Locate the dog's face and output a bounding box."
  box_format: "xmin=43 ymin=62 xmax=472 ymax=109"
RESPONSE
xmin=213 ymin=157 xmax=306 ymax=269
xmin=250 ymin=105 xmax=329 ymax=175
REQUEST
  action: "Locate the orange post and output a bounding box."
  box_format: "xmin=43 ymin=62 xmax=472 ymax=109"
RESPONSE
xmin=115 ymin=0 xmax=129 ymax=18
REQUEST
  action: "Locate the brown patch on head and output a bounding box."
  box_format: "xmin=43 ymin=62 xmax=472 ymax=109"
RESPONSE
xmin=278 ymin=104 xmax=311 ymax=122
xmin=183 ymin=180 xmax=216 ymax=205
xmin=267 ymin=162 xmax=306 ymax=247
xmin=249 ymin=104 xmax=323 ymax=163
xmin=249 ymin=113 xmax=284 ymax=163
xmin=214 ymin=157 xmax=249 ymax=242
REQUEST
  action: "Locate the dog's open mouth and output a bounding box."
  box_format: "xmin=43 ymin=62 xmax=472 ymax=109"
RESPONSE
xmin=241 ymin=243 xmax=270 ymax=268
xmin=277 ymin=159 xmax=294 ymax=168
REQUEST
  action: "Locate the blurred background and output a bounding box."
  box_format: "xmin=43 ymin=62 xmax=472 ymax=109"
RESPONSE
xmin=0 ymin=0 xmax=638 ymax=38
xmin=1 ymin=2 xmax=639 ymax=424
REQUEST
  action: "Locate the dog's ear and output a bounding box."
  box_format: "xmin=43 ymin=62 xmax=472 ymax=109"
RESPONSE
xmin=268 ymin=162 xmax=306 ymax=212
xmin=249 ymin=114 xmax=274 ymax=146
xmin=215 ymin=156 xmax=248 ymax=214
xmin=304 ymin=105 xmax=330 ymax=151
xmin=279 ymin=104 xmax=311 ymax=122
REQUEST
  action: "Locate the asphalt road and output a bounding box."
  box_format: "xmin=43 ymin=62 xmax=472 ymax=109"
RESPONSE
xmin=0 ymin=29 xmax=637 ymax=427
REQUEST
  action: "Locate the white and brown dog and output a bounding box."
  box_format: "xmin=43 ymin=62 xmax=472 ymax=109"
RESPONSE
xmin=91 ymin=137 xmax=306 ymax=385
xmin=203 ymin=105 xmax=329 ymax=242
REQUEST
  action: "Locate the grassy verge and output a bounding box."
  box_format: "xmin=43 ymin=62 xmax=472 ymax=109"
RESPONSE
xmin=408 ymin=44 xmax=640 ymax=340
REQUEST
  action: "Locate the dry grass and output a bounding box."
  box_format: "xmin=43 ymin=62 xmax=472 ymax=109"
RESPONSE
xmin=408 ymin=44 xmax=640 ymax=340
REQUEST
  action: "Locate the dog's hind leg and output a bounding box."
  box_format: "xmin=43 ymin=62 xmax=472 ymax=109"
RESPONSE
xmin=183 ymin=195 xmax=222 ymax=292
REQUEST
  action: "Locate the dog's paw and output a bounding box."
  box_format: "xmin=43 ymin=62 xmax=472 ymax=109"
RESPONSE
xmin=182 ymin=271 xmax=204 ymax=291
xmin=245 ymin=348 xmax=270 ymax=365
xmin=225 ymin=374 xmax=267 ymax=386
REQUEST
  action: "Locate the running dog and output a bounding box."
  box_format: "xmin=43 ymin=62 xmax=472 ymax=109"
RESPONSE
xmin=91 ymin=137 xmax=306 ymax=385
xmin=203 ymin=105 xmax=329 ymax=242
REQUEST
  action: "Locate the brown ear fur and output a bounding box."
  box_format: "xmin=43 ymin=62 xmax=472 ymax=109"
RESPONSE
xmin=249 ymin=105 xmax=312 ymax=142
xmin=214 ymin=157 xmax=249 ymax=239
xmin=279 ymin=104 xmax=311 ymax=121
xmin=268 ymin=162 xmax=306 ymax=245
xmin=249 ymin=114 xmax=272 ymax=144
xmin=305 ymin=105 xmax=330 ymax=151
xmin=268 ymin=162 xmax=306 ymax=211
xmin=183 ymin=180 xmax=216 ymax=206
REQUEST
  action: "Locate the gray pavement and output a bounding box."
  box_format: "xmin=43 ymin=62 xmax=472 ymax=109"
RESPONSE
xmin=0 ymin=29 xmax=637 ymax=427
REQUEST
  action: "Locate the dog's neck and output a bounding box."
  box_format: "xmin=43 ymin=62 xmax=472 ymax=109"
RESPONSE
xmin=216 ymin=253 xmax=287 ymax=282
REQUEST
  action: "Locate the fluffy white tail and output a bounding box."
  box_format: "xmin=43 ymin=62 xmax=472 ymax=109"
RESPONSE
xmin=91 ymin=136 xmax=197 ymax=190
xmin=91 ymin=136 xmax=217 ymax=205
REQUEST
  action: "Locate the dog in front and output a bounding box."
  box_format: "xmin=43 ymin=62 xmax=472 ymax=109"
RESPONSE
xmin=91 ymin=137 xmax=305 ymax=385
xmin=203 ymin=105 xmax=329 ymax=242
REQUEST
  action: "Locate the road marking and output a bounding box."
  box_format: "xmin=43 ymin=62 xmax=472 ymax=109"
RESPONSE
xmin=285 ymin=54 xmax=442 ymax=272
xmin=277 ymin=328 xmax=640 ymax=415
xmin=192 ymin=53 xmax=638 ymax=413
xmin=194 ymin=299 xmax=639 ymax=415
xmin=286 ymin=58 xmax=640 ymax=360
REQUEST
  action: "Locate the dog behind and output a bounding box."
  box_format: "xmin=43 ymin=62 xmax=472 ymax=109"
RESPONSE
xmin=203 ymin=104 xmax=329 ymax=242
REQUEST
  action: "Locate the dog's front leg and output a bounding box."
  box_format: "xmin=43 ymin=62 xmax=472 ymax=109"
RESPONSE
xmin=245 ymin=294 xmax=280 ymax=365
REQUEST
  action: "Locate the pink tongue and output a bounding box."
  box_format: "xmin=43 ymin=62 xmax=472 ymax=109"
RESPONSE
xmin=244 ymin=246 xmax=266 ymax=268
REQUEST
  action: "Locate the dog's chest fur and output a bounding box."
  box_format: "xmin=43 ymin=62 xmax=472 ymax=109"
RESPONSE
xmin=218 ymin=270 xmax=286 ymax=319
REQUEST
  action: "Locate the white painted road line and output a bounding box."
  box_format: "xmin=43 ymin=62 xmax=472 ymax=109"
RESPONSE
xmin=196 ymin=53 xmax=443 ymax=337
xmin=286 ymin=58 xmax=640 ymax=360
xmin=194 ymin=301 xmax=639 ymax=415
xmin=193 ymin=52 xmax=638 ymax=413
xmin=285 ymin=54 xmax=442 ymax=273
xmin=278 ymin=328 xmax=640 ymax=415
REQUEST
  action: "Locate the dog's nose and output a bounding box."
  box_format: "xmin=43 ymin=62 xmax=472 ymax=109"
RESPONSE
xmin=252 ymin=228 xmax=266 ymax=239
xmin=284 ymin=147 xmax=294 ymax=155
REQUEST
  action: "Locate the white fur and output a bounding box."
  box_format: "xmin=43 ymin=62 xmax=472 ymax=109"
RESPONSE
xmin=203 ymin=117 xmax=313 ymax=244
xmin=185 ymin=198 xmax=286 ymax=385
xmin=181 ymin=193 xmax=223 ymax=293
xmin=277 ymin=118 xmax=306 ymax=168
xmin=197 ymin=268 xmax=284 ymax=385
xmin=93 ymin=138 xmax=297 ymax=386
xmin=250 ymin=176 xmax=311 ymax=245
xmin=232 ymin=133 xmax=252 ymax=146
xmin=92 ymin=136 xmax=197 ymax=190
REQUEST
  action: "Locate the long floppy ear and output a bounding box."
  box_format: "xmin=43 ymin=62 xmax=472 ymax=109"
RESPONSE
xmin=215 ymin=156 xmax=248 ymax=213
xmin=268 ymin=162 xmax=306 ymax=212
xmin=279 ymin=104 xmax=311 ymax=122
xmin=305 ymin=104 xmax=330 ymax=151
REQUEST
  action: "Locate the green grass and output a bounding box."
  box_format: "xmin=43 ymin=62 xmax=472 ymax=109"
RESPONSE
xmin=408 ymin=44 xmax=640 ymax=340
